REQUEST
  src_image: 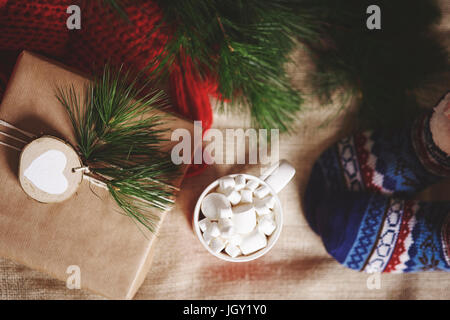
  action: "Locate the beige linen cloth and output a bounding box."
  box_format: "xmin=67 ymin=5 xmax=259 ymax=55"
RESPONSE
xmin=1 ymin=2 xmax=450 ymax=300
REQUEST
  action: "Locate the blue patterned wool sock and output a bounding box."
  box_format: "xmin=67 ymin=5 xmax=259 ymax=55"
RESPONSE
xmin=307 ymin=189 xmax=450 ymax=273
xmin=304 ymin=110 xmax=450 ymax=273
xmin=310 ymin=113 xmax=449 ymax=198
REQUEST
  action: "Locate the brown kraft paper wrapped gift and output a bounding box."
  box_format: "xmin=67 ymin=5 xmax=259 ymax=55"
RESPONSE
xmin=0 ymin=51 xmax=195 ymax=299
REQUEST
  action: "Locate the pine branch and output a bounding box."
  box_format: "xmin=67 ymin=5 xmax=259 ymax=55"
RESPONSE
xmin=151 ymin=0 xmax=324 ymax=132
xmin=56 ymin=65 xmax=179 ymax=233
xmin=101 ymin=0 xmax=449 ymax=130
xmin=101 ymin=0 xmax=320 ymax=132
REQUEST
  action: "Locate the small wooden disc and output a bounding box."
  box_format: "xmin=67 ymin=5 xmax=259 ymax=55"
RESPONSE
xmin=19 ymin=136 xmax=83 ymax=203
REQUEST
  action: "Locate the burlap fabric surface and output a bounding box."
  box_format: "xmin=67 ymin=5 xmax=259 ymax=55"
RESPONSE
xmin=0 ymin=1 xmax=449 ymax=300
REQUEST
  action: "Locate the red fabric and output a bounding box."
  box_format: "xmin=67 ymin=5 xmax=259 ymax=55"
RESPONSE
xmin=0 ymin=0 xmax=214 ymax=175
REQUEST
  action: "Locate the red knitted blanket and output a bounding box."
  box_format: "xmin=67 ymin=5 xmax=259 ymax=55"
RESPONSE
xmin=0 ymin=0 xmax=214 ymax=130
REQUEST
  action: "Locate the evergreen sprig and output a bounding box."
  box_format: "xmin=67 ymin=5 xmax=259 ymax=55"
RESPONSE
xmin=102 ymin=0 xmax=449 ymax=130
xmin=56 ymin=65 xmax=179 ymax=233
xmin=151 ymin=0 xmax=323 ymax=132
xmin=102 ymin=0 xmax=321 ymax=132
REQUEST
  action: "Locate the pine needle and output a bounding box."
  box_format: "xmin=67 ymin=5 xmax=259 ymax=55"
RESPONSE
xmin=100 ymin=0 xmax=321 ymax=132
xmin=56 ymin=65 xmax=180 ymax=233
xmin=102 ymin=0 xmax=449 ymax=130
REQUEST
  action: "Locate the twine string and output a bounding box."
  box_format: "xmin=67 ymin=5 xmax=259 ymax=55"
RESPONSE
xmin=0 ymin=119 xmax=36 ymax=138
xmin=0 ymin=119 xmax=35 ymax=151
xmin=0 ymin=141 xmax=21 ymax=151
xmin=72 ymin=166 xmax=91 ymax=174
xmin=72 ymin=166 xmax=108 ymax=188
xmin=83 ymin=174 xmax=108 ymax=190
xmin=0 ymin=119 xmax=173 ymax=209
xmin=0 ymin=130 xmax=28 ymax=144
xmin=0 ymin=119 xmax=109 ymax=189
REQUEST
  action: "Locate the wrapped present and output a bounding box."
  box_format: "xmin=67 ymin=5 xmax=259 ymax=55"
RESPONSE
xmin=0 ymin=51 xmax=194 ymax=299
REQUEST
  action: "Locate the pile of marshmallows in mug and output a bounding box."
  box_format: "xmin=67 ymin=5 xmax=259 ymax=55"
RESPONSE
xmin=199 ymin=175 xmax=277 ymax=258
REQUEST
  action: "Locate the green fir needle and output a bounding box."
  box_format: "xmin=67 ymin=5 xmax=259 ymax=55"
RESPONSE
xmin=56 ymin=65 xmax=180 ymax=233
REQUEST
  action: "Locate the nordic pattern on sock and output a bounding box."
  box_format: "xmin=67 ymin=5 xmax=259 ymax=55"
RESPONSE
xmin=376 ymin=200 xmax=415 ymax=273
xmin=315 ymin=125 xmax=442 ymax=197
xmin=336 ymin=136 xmax=365 ymax=192
xmin=354 ymin=129 xmax=430 ymax=195
xmin=354 ymin=197 xmax=450 ymax=273
xmin=305 ymin=144 xmax=450 ymax=273
xmin=403 ymin=202 xmax=450 ymax=272
xmin=342 ymin=194 xmax=389 ymax=270
xmin=363 ymin=199 xmax=405 ymax=273
xmin=304 ymin=109 xmax=450 ymax=273
xmin=317 ymin=143 xmax=348 ymax=192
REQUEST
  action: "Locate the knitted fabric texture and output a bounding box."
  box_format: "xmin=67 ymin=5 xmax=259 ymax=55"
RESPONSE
xmin=0 ymin=0 xmax=214 ymax=130
xmin=304 ymin=112 xmax=450 ymax=273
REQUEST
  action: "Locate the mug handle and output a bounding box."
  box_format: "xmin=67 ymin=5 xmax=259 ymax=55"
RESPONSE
xmin=259 ymin=160 xmax=296 ymax=194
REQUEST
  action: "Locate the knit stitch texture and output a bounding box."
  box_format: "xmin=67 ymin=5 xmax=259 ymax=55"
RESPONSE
xmin=304 ymin=113 xmax=450 ymax=273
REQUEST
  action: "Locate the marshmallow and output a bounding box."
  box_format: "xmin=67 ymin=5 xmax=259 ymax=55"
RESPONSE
xmin=254 ymin=185 xmax=270 ymax=199
xmin=221 ymin=226 xmax=235 ymax=238
xmin=232 ymin=204 xmax=256 ymax=234
xmin=198 ymin=218 xmax=211 ymax=232
xmin=225 ymin=244 xmax=242 ymax=258
xmin=254 ymin=201 xmax=271 ymax=216
xmin=219 ymin=207 xmax=233 ymax=219
xmin=234 ymin=175 xmax=246 ymax=191
xmin=218 ymin=218 xmax=233 ymax=229
xmin=205 ymin=221 xmax=221 ymax=238
xmin=256 ymin=195 xmax=276 ymax=209
xmin=209 ymin=237 xmax=226 ymax=253
xmin=223 ymin=187 xmax=242 ymax=205
xmin=266 ymin=211 xmax=276 ymax=221
xmin=201 ymin=192 xmax=231 ymax=220
xmin=239 ymin=229 xmax=267 ymax=255
xmin=240 ymin=189 xmax=253 ymax=204
xmin=203 ymin=232 xmax=214 ymax=245
xmin=258 ymin=215 xmax=277 ymax=236
xmin=219 ymin=177 xmax=235 ymax=191
xmin=218 ymin=218 xmax=234 ymax=238
xmin=245 ymin=179 xmax=259 ymax=191
xmin=258 ymin=211 xmax=275 ymax=224
xmin=227 ymin=233 xmax=242 ymax=246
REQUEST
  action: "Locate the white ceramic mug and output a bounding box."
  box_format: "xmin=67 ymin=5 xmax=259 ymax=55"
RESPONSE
xmin=193 ymin=160 xmax=296 ymax=262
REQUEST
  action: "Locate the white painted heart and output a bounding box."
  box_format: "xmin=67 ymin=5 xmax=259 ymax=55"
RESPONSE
xmin=24 ymin=150 xmax=69 ymax=195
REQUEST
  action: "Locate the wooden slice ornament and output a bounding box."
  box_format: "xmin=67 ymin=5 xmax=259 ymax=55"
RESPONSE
xmin=1 ymin=64 xmax=182 ymax=232
xmin=19 ymin=136 xmax=83 ymax=203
